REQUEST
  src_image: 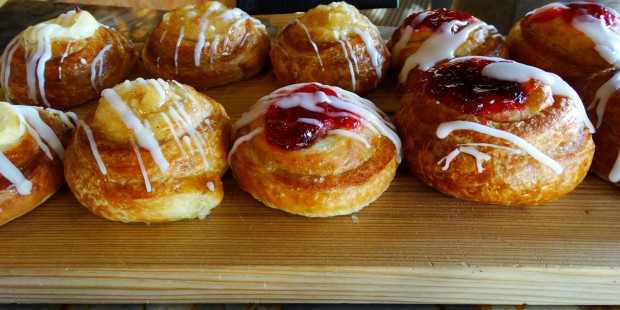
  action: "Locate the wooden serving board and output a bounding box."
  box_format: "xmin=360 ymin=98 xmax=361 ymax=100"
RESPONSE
xmin=1 ymin=1 xmax=620 ymax=305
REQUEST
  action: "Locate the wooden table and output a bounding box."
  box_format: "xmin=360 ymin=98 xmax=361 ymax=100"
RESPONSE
xmin=1 ymin=0 xmax=619 ymax=305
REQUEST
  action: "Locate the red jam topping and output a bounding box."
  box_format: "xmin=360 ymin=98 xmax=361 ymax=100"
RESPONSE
xmin=402 ymin=9 xmax=477 ymax=33
xmin=264 ymin=84 xmax=361 ymax=151
xmin=528 ymin=2 xmax=616 ymax=26
xmin=424 ymin=58 xmax=531 ymax=115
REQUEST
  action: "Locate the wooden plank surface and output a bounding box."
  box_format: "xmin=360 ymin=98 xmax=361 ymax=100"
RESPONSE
xmin=1 ymin=1 xmax=620 ymax=305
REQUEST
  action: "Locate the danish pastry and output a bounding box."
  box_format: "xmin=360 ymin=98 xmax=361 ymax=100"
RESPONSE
xmin=396 ymin=56 xmax=594 ymax=205
xmin=574 ymin=67 xmax=620 ymax=186
xmin=142 ymin=2 xmax=270 ymax=89
xmin=388 ymin=9 xmax=506 ymax=89
xmin=0 ymin=8 xmax=137 ymax=109
xmin=506 ymin=2 xmax=620 ymax=85
xmin=64 ymin=78 xmax=232 ymax=223
xmin=229 ymin=82 xmax=401 ymax=217
xmin=269 ymin=2 xmax=389 ymax=95
xmin=0 ymin=102 xmax=77 ymax=225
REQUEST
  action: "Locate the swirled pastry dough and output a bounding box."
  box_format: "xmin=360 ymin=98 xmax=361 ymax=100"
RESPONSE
xmin=229 ymin=82 xmax=401 ymax=217
xmin=142 ymin=2 xmax=270 ymax=89
xmin=0 ymin=9 xmax=137 ymax=109
xmin=64 ymin=78 xmax=231 ymax=223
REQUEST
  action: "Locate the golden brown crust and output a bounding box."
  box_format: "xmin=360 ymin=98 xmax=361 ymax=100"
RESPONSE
xmin=64 ymin=79 xmax=232 ymax=223
xmin=506 ymin=7 xmax=616 ymax=85
xmin=395 ymin=59 xmax=594 ymax=205
xmin=2 ymin=22 xmax=137 ymax=109
xmin=388 ymin=10 xmax=507 ymax=90
xmin=0 ymin=106 xmax=75 ymax=226
xmin=142 ymin=2 xmax=270 ymax=89
xmin=229 ymin=83 xmax=400 ymax=217
xmin=269 ymin=2 xmax=389 ymax=95
xmin=574 ymin=68 xmax=620 ymax=186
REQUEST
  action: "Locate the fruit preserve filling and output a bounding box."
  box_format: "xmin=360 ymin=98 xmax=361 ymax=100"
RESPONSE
xmin=403 ymin=9 xmax=476 ymax=33
xmin=528 ymin=2 xmax=616 ymax=25
xmin=264 ymin=84 xmax=362 ymax=150
xmin=425 ymin=58 xmax=532 ymax=115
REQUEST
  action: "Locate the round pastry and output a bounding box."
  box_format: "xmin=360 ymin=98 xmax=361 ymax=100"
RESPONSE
xmin=0 ymin=8 xmax=137 ymax=109
xmin=388 ymin=8 xmax=506 ymax=89
xmin=229 ymin=82 xmax=401 ymax=217
xmin=506 ymin=2 xmax=620 ymax=85
xmin=0 ymin=102 xmax=77 ymax=225
xmin=64 ymin=78 xmax=231 ymax=223
xmin=142 ymin=2 xmax=270 ymax=89
xmin=573 ymin=67 xmax=620 ymax=186
xmin=269 ymin=2 xmax=389 ymax=95
xmin=396 ymin=56 xmax=595 ymax=205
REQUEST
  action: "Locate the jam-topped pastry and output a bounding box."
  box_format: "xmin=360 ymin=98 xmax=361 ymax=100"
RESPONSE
xmin=388 ymin=9 xmax=506 ymax=89
xmin=64 ymin=78 xmax=231 ymax=223
xmin=0 ymin=9 xmax=137 ymax=109
xmin=506 ymin=1 xmax=620 ymax=85
xmin=573 ymin=67 xmax=620 ymax=186
xmin=229 ymin=82 xmax=401 ymax=217
xmin=0 ymin=102 xmax=76 ymax=226
xmin=269 ymin=2 xmax=390 ymax=95
xmin=142 ymin=2 xmax=270 ymax=89
xmin=396 ymin=56 xmax=594 ymax=205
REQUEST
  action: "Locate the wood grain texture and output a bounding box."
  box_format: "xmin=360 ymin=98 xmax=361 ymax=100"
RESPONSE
xmin=1 ymin=1 xmax=620 ymax=305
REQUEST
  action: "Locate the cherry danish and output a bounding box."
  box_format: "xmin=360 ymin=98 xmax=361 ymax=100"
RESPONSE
xmin=388 ymin=8 xmax=506 ymax=90
xmin=396 ymin=56 xmax=594 ymax=205
xmin=229 ymin=82 xmax=401 ymax=217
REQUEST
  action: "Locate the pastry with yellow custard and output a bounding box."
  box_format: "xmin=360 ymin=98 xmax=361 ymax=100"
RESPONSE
xmin=0 ymin=101 xmax=76 ymax=225
xmin=64 ymin=78 xmax=232 ymax=223
xmin=142 ymin=2 xmax=270 ymax=89
xmin=0 ymin=8 xmax=137 ymax=109
xmin=269 ymin=2 xmax=390 ymax=95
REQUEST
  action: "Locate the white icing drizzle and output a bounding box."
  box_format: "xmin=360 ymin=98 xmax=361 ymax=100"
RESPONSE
xmin=194 ymin=3 xmax=220 ymax=67
xmin=58 ymin=40 xmax=72 ymax=79
xmin=460 ymin=146 xmax=491 ymax=172
xmin=398 ymin=21 xmax=485 ymax=84
xmin=297 ymin=117 xmax=324 ymax=127
xmin=174 ymin=26 xmax=185 ymax=74
xmin=79 ymin=120 xmax=107 ymax=175
xmin=436 ymin=120 xmax=563 ymax=174
xmin=206 ymin=181 xmax=215 ymax=192
xmin=458 ymin=142 xmax=525 ymax=155
xmin=80 ymin=58 xmax=87 ymax=64
xmin=156 ymin=56 xmax=161 ymax=68
xmin=182 ymin=135 xmax=195 ymax=153
xmin=232 ymin=83 xmax=402 ymax=162
xmin=328 ymin=129 xmax=370 ymax=148
xmin=47 ymin=107 xmax=77 ymax=128
xmin=209 ymin=35 xmax=220 ymax=65
xmin=25 ymin=23 xmax=62 ymax=107
xmin=610 ymin=151 xmax=620 ymax=182
xmin=338 ymin=40 xmax=356 ymax=91
xmin=0 ymin=151 xmax=32 ymax=195
xmin=168 ymin=105 xmax=210 ymax=170
xmin=391 ymin=25 xmax=414 ymax=68
xmin=345 ymin=40 xmax=360 ymax=74
xmin=438 ymin=148 xmax=460 ymax=171
xmin=294 ymin=19 xmax=324 ymax=68
xmin=353 ymin=27 xmax=382 ymax=79
xmin=130 ymin=136 xmax=152 ymax=193
xmin=160 ymin=111 xmax=187 ymax=155
xmin=159 ymin=30 xmax=167 ymax=43
xmin=12 ymin=105 xmax=65 ymax=160
xmin=90 ymin=44 xmax=112 ymax=92
xmin=101 ymin=88 xmax=170 ymax=172
xmin=1 ymin=36 xmax=20 ymax=102
xmin=473 ymin=57 xmax=596 ymax=133
xmin=228 ymin=127 xmax=264 ymax=165
xmin=589 ymin=70 xmax=620 ymax=128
